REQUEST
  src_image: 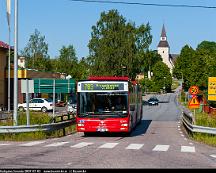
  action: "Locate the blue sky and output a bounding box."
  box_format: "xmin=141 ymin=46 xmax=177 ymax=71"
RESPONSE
xmin=1 ymin=0 xmax=216 ymax=59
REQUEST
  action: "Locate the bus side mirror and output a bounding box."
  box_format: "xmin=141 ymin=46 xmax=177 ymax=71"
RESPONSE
xmin=130 ymin=105 xmax=135 ymax=111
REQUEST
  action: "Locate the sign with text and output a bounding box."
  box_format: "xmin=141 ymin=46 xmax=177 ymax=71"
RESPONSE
xmin=81 ymin=83 xmax=124 ymax=91
xmin=208 ymin=77 xmax=216 ymax=101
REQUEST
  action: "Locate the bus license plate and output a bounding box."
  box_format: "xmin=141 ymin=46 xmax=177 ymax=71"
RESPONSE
xmin=97 ymin=128 xmax=107 ymax=132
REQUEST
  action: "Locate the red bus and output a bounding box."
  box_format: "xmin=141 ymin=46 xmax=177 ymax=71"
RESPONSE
xmin=76 ymin=76 xmax=142 ymax=135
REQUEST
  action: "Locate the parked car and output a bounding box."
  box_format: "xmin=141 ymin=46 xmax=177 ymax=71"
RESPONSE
xmin=18 ymin=98 xmax=53 ymax=112
xmin=67 ymin=99 xmax=77 ymax=114
xmin=46 ymin=98 xmax=66 ymax=107
xmin=55 ymin=100 xmax=66 ymax=107
xmin=148 ymin=96 xmax=159 ymax=106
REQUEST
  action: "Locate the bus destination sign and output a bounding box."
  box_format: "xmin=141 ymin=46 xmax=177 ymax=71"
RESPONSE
xmin=81 ymin=83 xmax=124 ymax=91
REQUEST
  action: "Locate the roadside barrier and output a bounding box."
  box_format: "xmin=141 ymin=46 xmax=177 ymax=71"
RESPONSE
xmin=0 ymin=113 xmax=76 ymax=135
xmin=182 ymin=108 xmax=216 ymax=135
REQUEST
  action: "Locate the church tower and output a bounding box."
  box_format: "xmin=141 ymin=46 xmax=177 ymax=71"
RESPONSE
xmin=157 ymin=24 xmax=173 ymax=73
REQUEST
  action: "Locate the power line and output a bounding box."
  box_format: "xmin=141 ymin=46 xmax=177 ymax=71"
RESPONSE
xmin=69 ymin=0 xmax=216 ymax=9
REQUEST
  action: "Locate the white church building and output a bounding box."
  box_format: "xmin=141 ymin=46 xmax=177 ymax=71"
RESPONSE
xmin=157 ymin=24 xmax=178 ymax=73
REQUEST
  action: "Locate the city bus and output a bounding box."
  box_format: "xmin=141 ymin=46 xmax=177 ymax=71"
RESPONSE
xmin=76 ymin=76 xmax=143 ymax=135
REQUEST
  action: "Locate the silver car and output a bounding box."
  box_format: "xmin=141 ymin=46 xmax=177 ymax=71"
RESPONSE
xmin=67 ymin=100 xmax=77 ymax=114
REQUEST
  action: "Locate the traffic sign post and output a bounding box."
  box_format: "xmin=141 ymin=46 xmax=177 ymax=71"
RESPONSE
xmin=188 ymin=95 xmax=200 ymax=109
xmin=189 ymin=86 xmax=199 ymax=95
xmin=188 ymin=86 xmax=200 ymax=124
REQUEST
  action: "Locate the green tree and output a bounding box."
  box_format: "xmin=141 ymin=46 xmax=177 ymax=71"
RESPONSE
xmin=196 ymin=41 xmax=216 ymax=78
xmin=76 ymin=57 xmax=91 ymax=80
xmin=141 ymin=50 xmax=162 ymax=75
xmin=173 ymin=44 xmax=210 ymax=91
xmin=20 ymin=29 xmax=50 ymax=71
xmin=88 ymin=9 xmax=152 ymax=79
xmin=173 ymin=45 xmax=195 ymax=90
xmin=56 ymin=45 xmax=78 ymax=78
xmin=152 ymin=61 xmax=172 ymax=92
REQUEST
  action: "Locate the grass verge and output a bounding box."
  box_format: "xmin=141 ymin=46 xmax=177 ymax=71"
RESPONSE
xmin=189 ymin=112 xmax=216 ymax=147
xmin=189 ymin=133 xmax=216 ymax=147
xmin=0 ymin=112 xmax=77 ymax=141
xmin=195 ymin=112 xmax=216 ymax=128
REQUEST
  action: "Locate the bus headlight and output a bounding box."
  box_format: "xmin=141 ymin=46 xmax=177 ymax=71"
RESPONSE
xmin=121 ymin=123 xmax=128 ymax=127
xmin=78 ymin=124 xmax=84 ymax=126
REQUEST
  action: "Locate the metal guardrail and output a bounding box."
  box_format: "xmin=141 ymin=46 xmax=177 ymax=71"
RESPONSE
xmin=182 ymin=108 xmax=216 ymax=135
xmin=0 ymin=114 xmax=76 ymax=134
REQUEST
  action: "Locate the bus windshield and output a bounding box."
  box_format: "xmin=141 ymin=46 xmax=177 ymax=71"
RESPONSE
xmin=78 ymin=92 xmax=128 ymax=116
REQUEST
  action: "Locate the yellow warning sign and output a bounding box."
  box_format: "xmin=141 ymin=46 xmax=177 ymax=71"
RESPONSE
xmin=208 ymin=77 xmax=216 ymax=101
xmin=188 ymin=95 xmax=200 ymax=109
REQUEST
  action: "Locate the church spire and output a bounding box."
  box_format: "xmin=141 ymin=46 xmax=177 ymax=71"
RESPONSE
xmin=158 ymin=24 xmax=169 ymax=47
xmin=161 ymin=24 xmax=167 ymax=38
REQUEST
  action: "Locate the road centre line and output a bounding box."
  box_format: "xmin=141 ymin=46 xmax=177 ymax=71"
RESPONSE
xmin=126 ymin=144 xmax=144 ymax=150
xmin=152 ymin=145 xmax=170 ymax=152
xmin=210 ymin=154 xmax=216 ymax=158
xmin=0 ymin=144 xmax=11 ymax=146
xmin=44 ymin=142 xmax=69 ymax=147
xmin=19 ymin=141 xmax=45 ymax=146
xmin=70 ymin=142 xmax=93 ymax=148
xmin=181 ymin=146 xmax=195 ymax=153
xmin=98 ymin=143 xmax=119 ymax=149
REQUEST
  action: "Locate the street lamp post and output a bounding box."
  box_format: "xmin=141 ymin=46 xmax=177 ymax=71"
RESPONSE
xmin=13 ymin=0 xmax=18 ymax=126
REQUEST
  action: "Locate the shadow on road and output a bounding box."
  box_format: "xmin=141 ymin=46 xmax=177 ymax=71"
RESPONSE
xmin=158 ymin=101 xmax=169 ymax=103
xmin=130 ymin=120 xmax=152 ymax=137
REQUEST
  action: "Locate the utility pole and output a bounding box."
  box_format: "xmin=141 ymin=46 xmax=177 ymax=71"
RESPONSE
xmin=163 ymin=77 xmax=166 ymax=93
xmin=7 ymin=26 xmax=11 ymax=112
xmin=13 ymin=0 xmax=18 ymax=125
xmin=6 ymin=0 xmax=11 ymax=112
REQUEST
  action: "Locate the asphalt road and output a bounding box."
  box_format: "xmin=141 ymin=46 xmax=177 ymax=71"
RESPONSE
xmin=0 ymin=91 xmax=216 ymax=169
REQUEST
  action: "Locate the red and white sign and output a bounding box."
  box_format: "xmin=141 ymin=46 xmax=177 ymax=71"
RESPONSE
xmin=188 ymin=95 xmax=200 ymax=109
xmin=189 ymin=86 xmax=199 ymax=95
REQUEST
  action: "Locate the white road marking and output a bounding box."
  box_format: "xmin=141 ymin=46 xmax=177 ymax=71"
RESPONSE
xmin=189 ymin=142 xmax=193 ymax=145
xmin=178 ymin=125 xmax=180 ymax=128
xmin=181 ymin=134 xmax=185 ymax=137
xmin=19 ymin=141 xmax=45 ymax=146
xmin=184 ymin=138 xmax=187 ymax=141
xmin=44 ymin=142 xmax=69 ymax=147
xmin=70 ymin=142 xmax=93 ymax=148
xmin=210 ymin=154 xmax=216 ymax=158
xmin=179 ymin=131 xmax=183 ymax=134
xmin=181 ymin=146 xmax=195 ymax=153
xmin=152 ymin=145 xmax=170 ymax=152
xmin=126 ymin=144 xmax=144 ymax=150
xmin=0 ymin=144 xmax=11 ymax=146
xmin=98 ymin=143 xmax=119 ymax=149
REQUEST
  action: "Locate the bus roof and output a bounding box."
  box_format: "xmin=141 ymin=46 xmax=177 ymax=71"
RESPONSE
xmin=88 ymin=76 xmax=129 ymax=81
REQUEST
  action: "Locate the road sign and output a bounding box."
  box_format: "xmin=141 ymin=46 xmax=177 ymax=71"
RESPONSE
xmin=188 ymin=95 xmax=200 ymax=109
xmin=208 ymin=77 xmax=216 ymax=101
xmin=189 ymin=86 xmax=199 ymax=95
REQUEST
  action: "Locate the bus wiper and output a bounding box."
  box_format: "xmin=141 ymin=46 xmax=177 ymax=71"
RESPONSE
xmin=80 ymin=112 xmax=94 ymax=117
xmin=116 ymin=111 xmax=127 ymax=117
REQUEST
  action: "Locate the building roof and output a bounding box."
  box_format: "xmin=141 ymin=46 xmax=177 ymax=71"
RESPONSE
xmin=157 ymin=40 xmax=169 ymax=48
xmin=169 ymin=54 xmax=179 ymax=64
xmin=0 ymin=41 xmax=13 ymax=50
